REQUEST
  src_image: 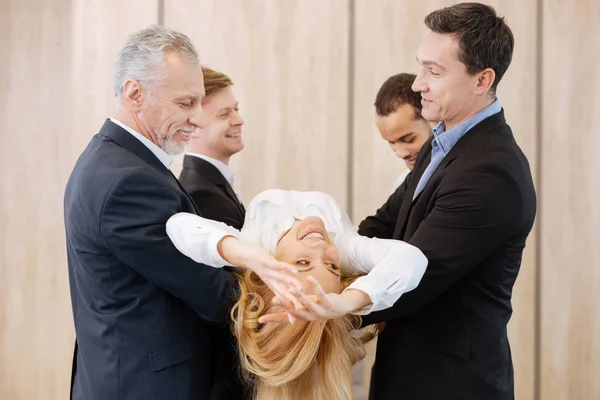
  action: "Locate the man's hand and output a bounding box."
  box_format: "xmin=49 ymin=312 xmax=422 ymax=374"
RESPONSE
xmin=217 ymin=236 xmax=304 ymax=308
xmin=258 ymin=276 xmax=372 ymax=324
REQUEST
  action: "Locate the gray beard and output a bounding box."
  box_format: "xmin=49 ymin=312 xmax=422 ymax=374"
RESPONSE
xmin=160 ymin=132 xmax=186 ymax=156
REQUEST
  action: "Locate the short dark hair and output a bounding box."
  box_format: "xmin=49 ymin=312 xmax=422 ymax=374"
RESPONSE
xmin=375 ymin=73 xmax=422 ymax=118
xmin=425 ymin=2 xmax=514 ymax=94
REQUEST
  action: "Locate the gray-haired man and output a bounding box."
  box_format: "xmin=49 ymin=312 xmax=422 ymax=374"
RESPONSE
xmin=64 ymin=25 xmax=296 ymax=400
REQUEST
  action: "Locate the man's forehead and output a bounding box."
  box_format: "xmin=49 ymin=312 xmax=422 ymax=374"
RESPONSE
xmin=379 ymin=104 xmax=418 ymax=125
xmin=165 ymin=75 xmax=205 ymax=98
xmin=377 ymin=109 xmax=423 ymax=138
xmin=417 ymin=31 xmax=460 ymax=61
xmin=163 ymin=56 xmax=203 ymax=82
xmin=204 ymin=88 xmax=237 ymax=108
xmin=165 ymin=70 xmax=204 ymax=86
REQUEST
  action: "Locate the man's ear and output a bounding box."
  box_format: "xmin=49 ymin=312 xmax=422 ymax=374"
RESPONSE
xmin=122 ymin=79 xmax=144 ymax=110
xmin=474 ymin=68 xmax=496 ymax=95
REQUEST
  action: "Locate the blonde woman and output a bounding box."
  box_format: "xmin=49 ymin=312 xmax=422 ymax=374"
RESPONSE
xmin=166 ymin=189 xmax=427 ymax=399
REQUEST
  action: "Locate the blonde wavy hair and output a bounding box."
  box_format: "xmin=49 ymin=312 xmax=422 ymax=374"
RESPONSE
xmin=231 ymin=269 xmax=383 ymax=400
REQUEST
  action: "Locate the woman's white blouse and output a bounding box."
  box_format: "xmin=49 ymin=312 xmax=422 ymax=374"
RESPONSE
xmin=166 ymin=189 xmax=427 ymax=315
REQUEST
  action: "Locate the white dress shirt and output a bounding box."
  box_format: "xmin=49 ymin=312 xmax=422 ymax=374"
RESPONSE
xmin=109 ymin=118 xmax=173 ymax=169
xmin=166 ymin=189 xmax=427 ymax=315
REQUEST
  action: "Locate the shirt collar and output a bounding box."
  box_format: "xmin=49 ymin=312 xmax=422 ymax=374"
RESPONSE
xmin=109 ymin=118 xmax=173 ymax=169
xmin=432 ymin=99 xmax=502 ymax=156
xmin=185 ymin=152 xmax=234 ymax=186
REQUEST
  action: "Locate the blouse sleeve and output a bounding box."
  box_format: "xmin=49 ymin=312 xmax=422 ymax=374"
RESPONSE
xmin=343 ymin=235 xmax=428 ymax=315
xmin=166 ymin=212 xmax=241 ymax=267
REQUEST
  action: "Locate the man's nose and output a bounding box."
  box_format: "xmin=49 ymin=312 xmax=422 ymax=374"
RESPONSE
xmin=232 ymin=112 xmax=244 ymax=127
xmin=393 ymin=144 xmax=410 ymax=159
xmin=412 ymin=72 xmax=427 ymax=93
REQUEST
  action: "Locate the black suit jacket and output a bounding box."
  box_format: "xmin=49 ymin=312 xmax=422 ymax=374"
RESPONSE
xmin=359 ymin=111 xmax=536 ymax=400
xmin=179 ymin=155 xmax=248 ymax=400
xmin=64 ymin=120 xmax=234 ymax=400
xmin=179 ymin=155 xmax=245 ymax=229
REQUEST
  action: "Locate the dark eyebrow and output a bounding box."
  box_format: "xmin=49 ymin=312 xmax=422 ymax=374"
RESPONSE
xmin=416 ymin=56 xmax=446 ymax=70
xmin=389 ymin=132 xmax=415 ymax=142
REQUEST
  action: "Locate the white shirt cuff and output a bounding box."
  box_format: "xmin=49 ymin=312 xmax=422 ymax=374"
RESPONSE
xmin=166 ymin=212 xmax=239 ymax=268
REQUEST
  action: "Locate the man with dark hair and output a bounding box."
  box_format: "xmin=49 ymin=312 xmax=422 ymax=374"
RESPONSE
xmin=359 ymin=3 xmax=536 ymax=399
xmin=374 ymin=73 xmax=433 ymax=192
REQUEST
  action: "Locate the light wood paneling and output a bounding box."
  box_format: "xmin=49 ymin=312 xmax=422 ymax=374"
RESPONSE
xmin=70 ymin=0 xmax=159 ymax=159
xmin=488 ymin=3 xmax=539 ymax=400
xmin=352 ymin=1 xmax=433 ymax=223
xmin=0 ymin=1 xmax=74 ymax=399
xmin=0 ymin=1 xmax=158 ymax=399
xmin=351 ymin=2 xmax=538 ymax=398
xmin=540 ymin=0 xmax=600 ymax=399
xmin=2 ymin=1 xmax=599 ymax=398
xmin=164 ymin=0 xmax=350 ymax=207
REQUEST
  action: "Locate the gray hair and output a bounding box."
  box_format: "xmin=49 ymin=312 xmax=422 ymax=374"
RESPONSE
xmin=114 ymin=25 xmax=199 ymax=102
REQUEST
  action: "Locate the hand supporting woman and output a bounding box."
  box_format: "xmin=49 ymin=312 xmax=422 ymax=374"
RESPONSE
xmin=258 ymin=276 xmax=372 ymax=324
xmin=217 ymin=236 xmax=305 ymax=309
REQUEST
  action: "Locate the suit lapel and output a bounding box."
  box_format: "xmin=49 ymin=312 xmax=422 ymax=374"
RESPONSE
xmin=393 ymin=140 xmax=432 ymax=238
xmin=221 ymin=183 xmax=245 ymax=214
xmin=100 ymin=119 xmax=169 ymax=177
xmin=100 ymin=120 xmax=202 ymax=216
xmin=392 ymin=110 xmax=508 ymax=239
xmin=182 ymin=155 xmax=245 ymax=215
xmin=168 ymin=169 xmax=202 ymax=215
xmin=424 ymin=109 xmax=508 ymax=191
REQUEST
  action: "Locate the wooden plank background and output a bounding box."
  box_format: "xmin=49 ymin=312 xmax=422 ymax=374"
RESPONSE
xmin=1 ymin=1 xmax=598 ymax=398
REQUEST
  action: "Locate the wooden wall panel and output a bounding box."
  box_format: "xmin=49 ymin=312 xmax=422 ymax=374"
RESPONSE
xmin=488 ymin=3 xmax=539 ymax=400
xmin=2 ymin=1 xmax=600 ymax=398
xmin=540 ymin=0 xmax=600 ymax=399
xmin=351 ymin=2 xmax=538 ymax=398
xmin=352 ymin=0 xmax=435 ymax=222
xmin=0 ymin=1 xmax=74 ymax=399
xmin=70 ymin=0 xmax=159 ymax=160
xmin=164 ymin=0 xmax=350 ymax=207
xmin=0 ymin=1 xmax=158 ymax=399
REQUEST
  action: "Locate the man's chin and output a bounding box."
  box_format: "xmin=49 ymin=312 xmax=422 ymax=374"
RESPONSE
xmin=422 ymin=111 xmax=438 ymax=123
xmin=162 ymin=140 xmax=187 ymax=156
xmin=226 ymin=144 xmax=244 ymax=157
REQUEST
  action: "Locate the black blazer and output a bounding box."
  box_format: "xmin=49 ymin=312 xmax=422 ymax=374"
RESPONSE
xmin=359 ymin=110 xmax=536 ymax=400
xmin=179 ymin=155 xmax=247 ymax=400
xmin=64 ymin=120 xmax=234 ymax=400
xmin=179 ymin=155 xmax=245 ymax=229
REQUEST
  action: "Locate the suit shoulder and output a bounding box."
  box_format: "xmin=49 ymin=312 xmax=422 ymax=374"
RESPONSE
xmin=464 ymin=125 xmax=532 ymax=171
xmin=178 ymin=168 xmax=214 ymax=193
xmin=446 ymin=138 xmax=535 ymax=217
